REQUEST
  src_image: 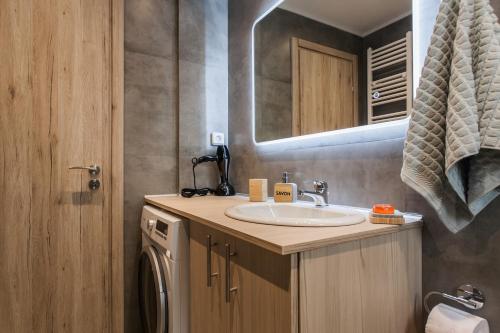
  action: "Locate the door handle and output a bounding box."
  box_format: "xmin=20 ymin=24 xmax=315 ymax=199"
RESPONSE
xmin=69 ymin=164 xmax=101 ymax=191
xmin=206 ymin=235 xmax=219 ymax=287
xmin=69 ymin=164 xmax=101 ymax=176
xmin=225 ymin=243 xmax=237 ymax=302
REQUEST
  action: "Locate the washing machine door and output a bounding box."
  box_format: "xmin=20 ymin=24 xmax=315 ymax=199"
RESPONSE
xmin=139 ymin=245 xmax=168 ymax=333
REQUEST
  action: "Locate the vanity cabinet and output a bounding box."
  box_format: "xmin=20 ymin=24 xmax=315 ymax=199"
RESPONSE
xmin=190 ymin=221 xmax=422 ymax=333
xmin=189 ymin=222 xmax=296 ymax=333
xmin=145 ymin=195 xmax=422 ymax=333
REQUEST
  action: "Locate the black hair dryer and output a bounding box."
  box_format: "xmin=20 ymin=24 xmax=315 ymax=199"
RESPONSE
xmin=187 ymin=145 xmax=235 ymax=197
xmin=213 ymin=145 xmax=235 ymax=196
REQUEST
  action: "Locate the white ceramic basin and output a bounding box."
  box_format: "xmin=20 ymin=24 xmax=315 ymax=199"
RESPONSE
xmin=224 ymin=202 xmax=366 ymax=227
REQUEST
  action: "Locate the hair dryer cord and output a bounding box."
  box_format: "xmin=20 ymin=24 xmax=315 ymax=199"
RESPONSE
xmin=181 ymin=159 xmax=215 ymax=198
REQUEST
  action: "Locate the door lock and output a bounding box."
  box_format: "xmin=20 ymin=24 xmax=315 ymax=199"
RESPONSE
xmin=89 ymin=179 xmax=100 ymax=191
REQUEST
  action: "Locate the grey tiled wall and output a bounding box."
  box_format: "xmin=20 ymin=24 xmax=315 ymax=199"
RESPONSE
xmin=124 ymin=0 xmax=178 ymax=331
xmin=229 ymin=0 xmax=500 ymax=329
xmin=124 ymin=0 xmax=228 ymax=331
xmin=179 ymin=0 xmax=229 ymax=191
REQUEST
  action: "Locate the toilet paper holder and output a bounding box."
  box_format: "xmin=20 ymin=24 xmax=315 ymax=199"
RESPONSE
xmin=424 ymin=284 xmax=486 ymax=313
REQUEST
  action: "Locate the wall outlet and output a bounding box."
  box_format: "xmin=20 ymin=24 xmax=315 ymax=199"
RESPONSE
xmin=210 ymin=132 xmax=225 ymax=146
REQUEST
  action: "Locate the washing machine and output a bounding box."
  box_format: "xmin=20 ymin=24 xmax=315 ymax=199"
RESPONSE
xmin=139 ymin=205 xmax=189 ymax=333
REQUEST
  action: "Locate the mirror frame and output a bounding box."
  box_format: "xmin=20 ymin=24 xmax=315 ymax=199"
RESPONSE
xmin=250 ymin=0 xmax=416 ymax=151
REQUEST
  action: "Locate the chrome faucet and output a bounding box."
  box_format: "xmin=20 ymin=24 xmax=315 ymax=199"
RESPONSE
xmin=299 ymin=180 xmax=329 ymax=207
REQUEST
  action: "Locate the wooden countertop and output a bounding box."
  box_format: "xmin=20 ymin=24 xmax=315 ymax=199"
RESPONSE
xmin=144 ymin=194 xmax=422 ymax=255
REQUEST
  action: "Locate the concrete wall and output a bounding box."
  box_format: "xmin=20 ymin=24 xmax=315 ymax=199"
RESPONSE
xmin=178 ymin=0 xmax=229 ymax=191
xmin=124 ymin=0 xmax=178 ymax=331
xmin=124 ymin=0 xmax=227 ymax=331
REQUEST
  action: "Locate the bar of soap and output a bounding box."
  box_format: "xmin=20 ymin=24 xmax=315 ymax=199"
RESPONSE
xmin=372 ymin=204 xmax=395 ymax=214
xmin=249 ymin=179 xmax=268 ymax=202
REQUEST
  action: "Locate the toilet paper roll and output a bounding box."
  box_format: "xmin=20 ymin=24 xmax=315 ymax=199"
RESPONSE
xmin=425 ymin=303 xmax=489 ymax=333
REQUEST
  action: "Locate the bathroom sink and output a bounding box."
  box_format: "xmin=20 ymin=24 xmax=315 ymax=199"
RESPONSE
xmin=224 ymin=202 xmax=365 ymax=227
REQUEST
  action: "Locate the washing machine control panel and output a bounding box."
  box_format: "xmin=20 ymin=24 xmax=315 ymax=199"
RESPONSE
xmin=146 ymin=218 xmax=169 ymax=241
xmin=141 ymin=205 xmax=186 ymax=260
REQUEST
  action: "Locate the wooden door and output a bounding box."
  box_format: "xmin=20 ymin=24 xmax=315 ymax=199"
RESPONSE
xmin=292 ymin=38 xmax=358 ymax=136
xmin=190 ymin=222 xmax=229 ymax=333
xmin=0 ymin=0 xmax=123 ymax=332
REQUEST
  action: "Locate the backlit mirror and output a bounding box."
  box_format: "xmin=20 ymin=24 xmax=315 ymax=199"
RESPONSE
xmin=253 ymin=0 xmax=413 ymax=142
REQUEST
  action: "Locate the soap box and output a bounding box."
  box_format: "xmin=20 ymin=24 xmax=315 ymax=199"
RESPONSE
xmin=249 ymin=179 xmax=268 ymax=202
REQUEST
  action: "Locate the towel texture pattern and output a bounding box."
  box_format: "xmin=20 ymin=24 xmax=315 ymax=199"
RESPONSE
xmin=401 ymin=0 xmax=500 ymax=232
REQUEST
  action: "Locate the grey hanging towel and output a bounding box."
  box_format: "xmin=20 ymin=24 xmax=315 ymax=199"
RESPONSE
xmin=401 ymin=0 xmax=500 ymax=232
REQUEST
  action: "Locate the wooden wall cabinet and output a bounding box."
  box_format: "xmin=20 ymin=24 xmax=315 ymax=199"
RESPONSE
xmin=190 ymin=221 xmax=422 ymax=333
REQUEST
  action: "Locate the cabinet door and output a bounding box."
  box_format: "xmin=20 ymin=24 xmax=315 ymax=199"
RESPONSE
xmin=227 ymin=235 xmax=297 ymax=333
xmin=190 ymin=222 xmax=229 ymax=333
xmin=299 ymin=228 xmax=422 ymax=333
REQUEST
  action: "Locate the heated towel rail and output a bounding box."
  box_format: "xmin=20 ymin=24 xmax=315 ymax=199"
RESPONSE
xmin=367 ymin=31 xmax=413 ymax=124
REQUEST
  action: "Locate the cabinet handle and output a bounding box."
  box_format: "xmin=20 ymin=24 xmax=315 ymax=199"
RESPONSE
xmin=206 ymin=235 xmax=218 ymax=287
xmin=225 ymin=243 xmax=238 ymax=302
